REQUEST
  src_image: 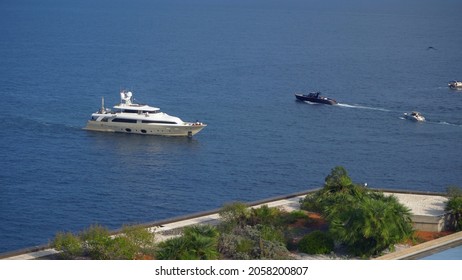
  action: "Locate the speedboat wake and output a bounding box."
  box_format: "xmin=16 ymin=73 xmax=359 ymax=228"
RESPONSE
xmin=427 ymin=120 xmax=462 ymax=127
xmin=337 ymin=103 xmax=391 ymax=112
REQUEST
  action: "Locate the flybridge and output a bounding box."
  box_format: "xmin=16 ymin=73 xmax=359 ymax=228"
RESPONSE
xmin=116 ymin=90 xmax=160 ymax=112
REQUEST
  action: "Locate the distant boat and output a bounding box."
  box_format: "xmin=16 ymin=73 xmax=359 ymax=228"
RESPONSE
xmin=448 ymin=80 xmax=462 ymax=90
xmin=403 ymin=111 xmax=425 ymax=122
xmin=295 ymin=92 xmax=338 ymax=105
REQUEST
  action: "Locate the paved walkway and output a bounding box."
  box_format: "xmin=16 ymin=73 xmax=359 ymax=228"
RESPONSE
xmin=384 ymin=192 xmax=447 ymax=216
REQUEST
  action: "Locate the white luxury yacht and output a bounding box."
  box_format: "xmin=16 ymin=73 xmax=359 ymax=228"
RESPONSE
xmin=84 ymin=90 xmax=206 ymax=137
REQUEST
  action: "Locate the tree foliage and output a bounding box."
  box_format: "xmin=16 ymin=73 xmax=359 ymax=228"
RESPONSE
xmin=445 ymin=185 xmax=462 ymax=231
xmin=300 ymin=166 xmax=413 ymax=257
xmin=328 ymin=193 xmax=413 ymax=257
xmin=156 ymin=224 xmax=219 ymax=260
xmin=324 ymin=166 xmax=353 ymax=192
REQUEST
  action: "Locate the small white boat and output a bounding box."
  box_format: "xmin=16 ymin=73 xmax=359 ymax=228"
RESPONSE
xmin=84 ymin=90 xmax=206 ymax=137
xmin=403 ymin=111 xmax=425 ymax=122
xmin=448 ymin=80 xmax=462 ymax=89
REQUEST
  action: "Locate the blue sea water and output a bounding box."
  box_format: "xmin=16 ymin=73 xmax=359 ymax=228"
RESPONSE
xmin=0 ymin=0 xmax=461 ymax=253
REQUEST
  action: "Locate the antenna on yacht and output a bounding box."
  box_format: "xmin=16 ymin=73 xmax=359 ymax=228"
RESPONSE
xmin=101 ymin=96 xmax=105 ymax=113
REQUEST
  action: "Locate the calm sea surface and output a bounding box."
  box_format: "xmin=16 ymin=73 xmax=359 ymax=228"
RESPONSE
xmin=0 ymin=0 xmax=461 ymax=253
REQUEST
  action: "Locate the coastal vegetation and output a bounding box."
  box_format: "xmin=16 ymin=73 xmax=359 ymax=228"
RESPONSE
xmin=51 ymin=166 xmax=417 ymax=260
xmin=52 ymin=224 xmax=156 ymax=260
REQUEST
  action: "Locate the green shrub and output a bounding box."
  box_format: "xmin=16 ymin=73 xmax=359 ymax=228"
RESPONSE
xmin=281 ymin=210 xmax=310 ymax=225
xmin=121 ymin=225 xmax=156 ymax=256
xmin=106 ymin=236 xmax=138 ymax=260
xmin=288 ymin=210 xmax=308 ymax=220
xmin=52 ymin=232 xmax=83 ymax=259
xmin=218 ymin=225 xmax=291 ymax=260
xmin=258 ymin=224 xmax=285 ymax=244
xmin=300 ymin=192 xmax=325 ymax=213
xmin=298 ymin=230 xmax=334 ymax=254
xmin=249 ymin=205 xmax=285 ymax=227
xmin=79 ymin=224 xmax=113 ymax=259
xmin=51 ymin=224 xmax=156 ymax=259
xmin=218 ymin=202 xmax=251 ymax=232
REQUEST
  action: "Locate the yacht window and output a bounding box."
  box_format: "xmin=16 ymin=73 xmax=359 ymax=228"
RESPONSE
xmin=122 ymin=109 xmax=139 ymax=114
xmin=141 ymin=120 xmax=177 ymax=124
xmin=112 ymin=118 xmax=137 ymax=123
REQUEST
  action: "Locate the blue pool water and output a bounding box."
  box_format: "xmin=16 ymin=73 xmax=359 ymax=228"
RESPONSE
xmin=421 ymin=245 xmax=462 ymax=260
xmin=0 ymin=0 xmax=461 ymax=253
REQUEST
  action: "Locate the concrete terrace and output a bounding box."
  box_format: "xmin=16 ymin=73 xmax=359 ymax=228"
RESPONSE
xmin=1 ymin=189 xmax=457 ymax=260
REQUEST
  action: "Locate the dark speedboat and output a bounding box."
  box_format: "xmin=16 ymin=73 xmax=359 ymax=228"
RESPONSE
xmin=295 ymin=92 xmax=338 ymax=105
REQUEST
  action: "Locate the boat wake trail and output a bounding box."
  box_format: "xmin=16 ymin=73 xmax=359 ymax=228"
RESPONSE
xmin=427 ymin=120 xmax=462 ymax=127
xmin=398 ymin=117 xmax=462 ymax=127
xmin=337 ymin=103 xmax=391 ymax=112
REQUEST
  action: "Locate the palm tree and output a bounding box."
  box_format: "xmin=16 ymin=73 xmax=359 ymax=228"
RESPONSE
xmin=182 ymin=225 xmax=219 ymax=260
xmin=328 ymin=193 xmax=413 ymax=257
xmin=445 ymin=186 xmax=462 ymax=231
xmin=324 ymin=166 xmax=354 ymax=193
xmin=156 ymin=237 xmax=189 ymax=260
xmin=156 ymin=225 xmax=219 ymax=260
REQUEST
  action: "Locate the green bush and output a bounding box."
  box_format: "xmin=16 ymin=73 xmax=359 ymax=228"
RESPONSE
xmin=218 ymin=202 xmax=251 ymax=232
xmin=51 ymin=224 xmax=156 ymax=259
xmin=218 ymin=225 xmax=291 ymax=260
xmin=52 ymin=232 xmax=83 ymax=259
xmin=258 ymin=224 xmax=285 ymax=244
xmin=121 ymin=224 xmax=156 ymax=257
xmin=106 ymin=236 xmax=138 ymax=260
xmin=298 ymin=230 xmax=334 ymax=254
xmin=288 ymin=210 xmax=309 ymax=220
xmin=281 ymin=210 xmax=310 ymax=226
xmin=249 ymin=205 xmax=285 ymax=227
xmin=79 ymin=224 xmax=113 ymax=259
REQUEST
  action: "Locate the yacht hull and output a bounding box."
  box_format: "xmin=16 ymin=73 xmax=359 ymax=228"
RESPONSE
xmin=84 ymin=120 xmax=206 ymax=137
